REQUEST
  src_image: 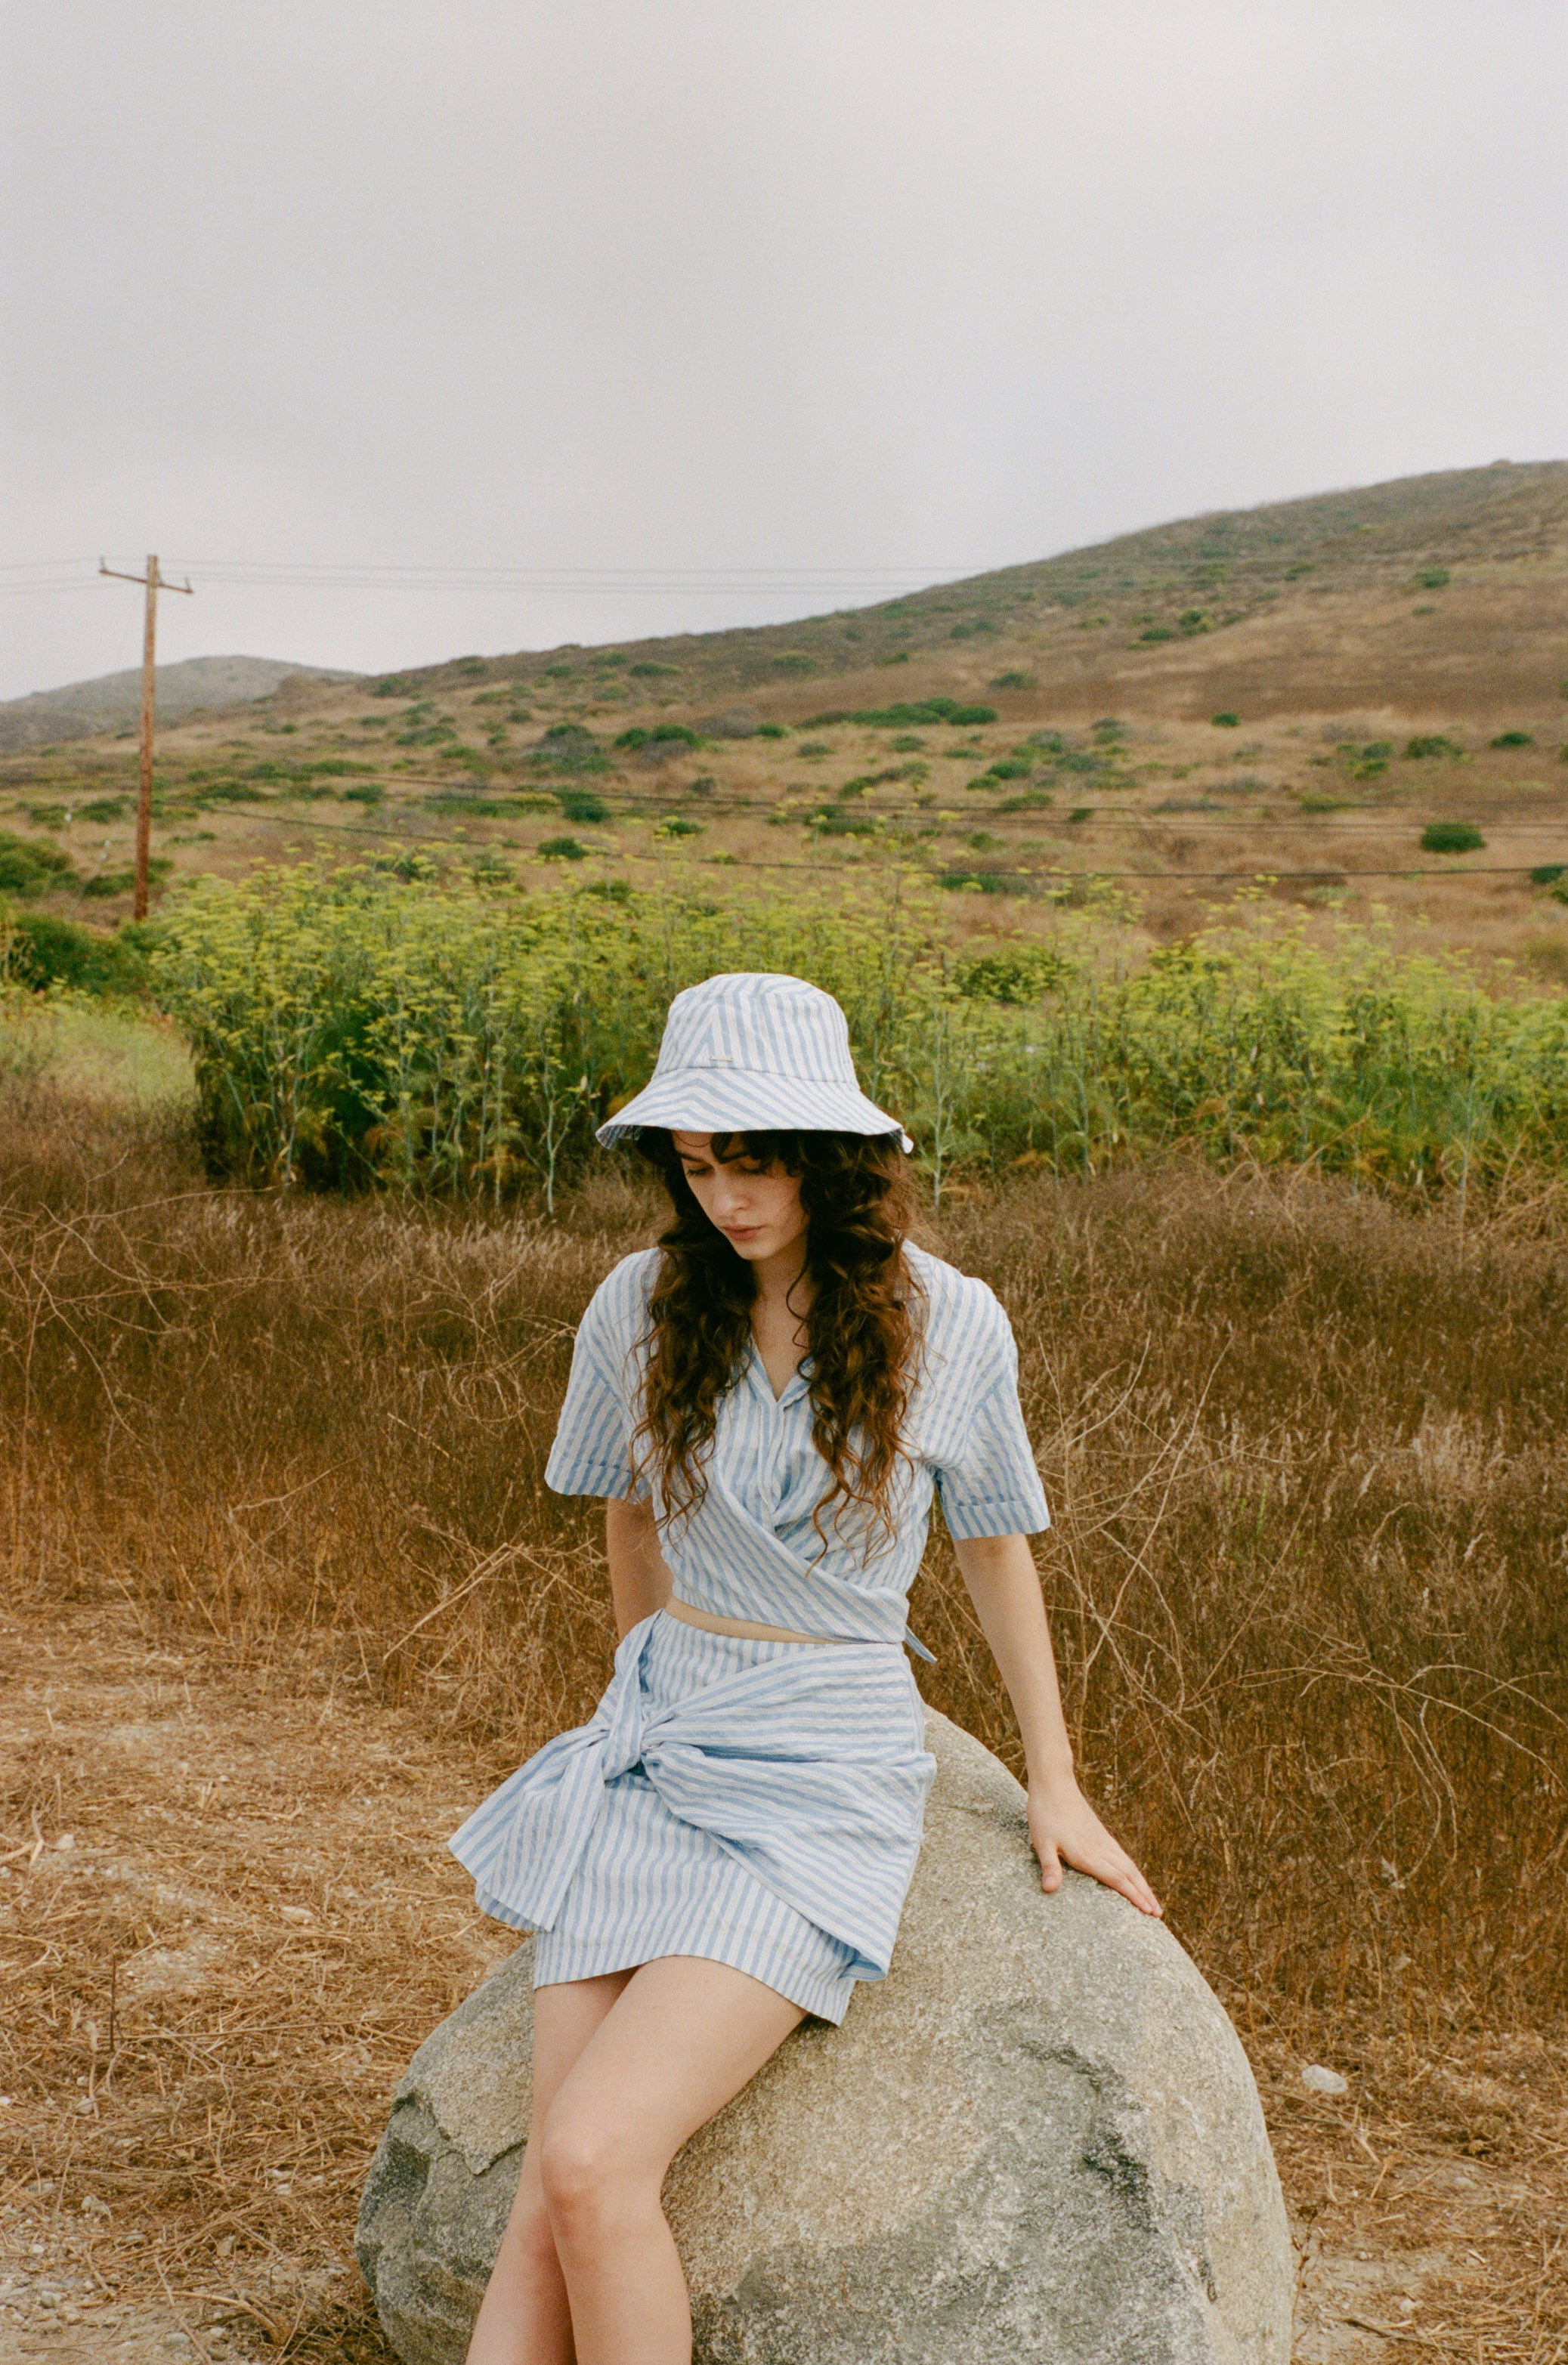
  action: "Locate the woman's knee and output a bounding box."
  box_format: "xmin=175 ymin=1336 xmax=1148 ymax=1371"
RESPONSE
xmin=537 ymin=2110 xmax=652 ymax=2238
xmin=500 ymin=2166 xmax=558 ymax=2268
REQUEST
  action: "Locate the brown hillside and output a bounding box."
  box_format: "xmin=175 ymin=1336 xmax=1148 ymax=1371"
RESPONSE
xmin=382 ymin=455 xmax=1568 ymax=720
xmin=3 ymin=461 xmax=1566 ymax=975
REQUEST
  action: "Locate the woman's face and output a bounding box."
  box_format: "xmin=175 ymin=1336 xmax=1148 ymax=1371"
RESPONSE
xmin=671 ymin=1133 xmax=807 ymax=1266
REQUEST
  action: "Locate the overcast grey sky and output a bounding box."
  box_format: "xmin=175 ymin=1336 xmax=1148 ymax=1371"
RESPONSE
xmin=2 ymin=0 xmax=1564 ymax=700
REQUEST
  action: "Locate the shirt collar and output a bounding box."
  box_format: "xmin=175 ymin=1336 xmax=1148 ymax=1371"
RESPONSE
xmin=742 ymin=1340 xmax=815 ymax=1411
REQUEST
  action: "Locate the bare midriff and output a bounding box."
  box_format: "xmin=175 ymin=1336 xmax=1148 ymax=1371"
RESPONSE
xmin=663 ymin=1595 xmax=843 ymax=1648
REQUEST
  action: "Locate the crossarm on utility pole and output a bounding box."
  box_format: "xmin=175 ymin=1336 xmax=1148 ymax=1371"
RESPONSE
xmin=99 ymin=557 xmax=193 ymax=920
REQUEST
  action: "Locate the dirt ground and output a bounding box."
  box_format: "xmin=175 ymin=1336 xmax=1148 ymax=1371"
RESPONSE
xmin=2 ymin=1599 xmax=1563 ymax=2363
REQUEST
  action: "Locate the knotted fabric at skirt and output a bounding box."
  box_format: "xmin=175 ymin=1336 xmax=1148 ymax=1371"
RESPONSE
xmin=449 ymin=1613 xmax=936 ymax=1982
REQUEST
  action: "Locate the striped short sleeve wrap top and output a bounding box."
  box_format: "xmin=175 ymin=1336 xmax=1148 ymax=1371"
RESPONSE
xmin=544 ymin=1241 xmax=1049 ymax=1646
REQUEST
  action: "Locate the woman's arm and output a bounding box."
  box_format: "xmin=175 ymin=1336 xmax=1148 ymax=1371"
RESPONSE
xmin=952 ymin=1532 xmax=1162 ymax=1918
xmin=605 ymin=1496 xmax=673 ymax=1639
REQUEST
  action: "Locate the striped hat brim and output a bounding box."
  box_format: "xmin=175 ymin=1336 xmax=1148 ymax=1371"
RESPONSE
xmin=596 ymin=1068 xmax=913 ymax=1154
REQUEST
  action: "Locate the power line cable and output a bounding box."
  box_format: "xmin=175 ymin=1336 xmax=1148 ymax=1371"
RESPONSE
xmin=1 ymin=555 xmax=989 ymax=596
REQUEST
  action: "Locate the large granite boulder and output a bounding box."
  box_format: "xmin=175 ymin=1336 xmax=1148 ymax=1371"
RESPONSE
xmin=358 ymin=1711 xmax=1294 ymax=2364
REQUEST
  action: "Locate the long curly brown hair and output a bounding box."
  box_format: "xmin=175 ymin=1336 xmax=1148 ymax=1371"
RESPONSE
xmin=633 ymin=1129 xmax=923 ymax=1553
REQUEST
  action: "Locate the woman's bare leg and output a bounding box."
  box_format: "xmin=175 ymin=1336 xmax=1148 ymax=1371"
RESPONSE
xmin=465 ymin=1968 xmax=633 ymax=2365
xmin=538 ymin=1955 xmax=805 ymax=2365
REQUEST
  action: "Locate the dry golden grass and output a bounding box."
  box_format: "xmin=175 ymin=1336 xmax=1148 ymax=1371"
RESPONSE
xmin=0 ymin=1597 xmax=506 ymax=2362
xmin=2 ymin=1080 xmax=1566 ymax=2359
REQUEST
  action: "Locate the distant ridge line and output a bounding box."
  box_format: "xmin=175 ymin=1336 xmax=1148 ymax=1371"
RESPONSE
xmin=0 ymin=653 xmax=362 ymax=751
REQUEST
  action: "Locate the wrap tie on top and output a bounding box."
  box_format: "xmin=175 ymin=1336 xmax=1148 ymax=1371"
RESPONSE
xmin=450 ymin=1613 xmax=936 ymax=1981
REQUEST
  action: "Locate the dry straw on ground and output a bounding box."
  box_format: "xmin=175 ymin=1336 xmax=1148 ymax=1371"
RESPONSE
xmin=2 ymin=1077 xmax=1566 ymax=2359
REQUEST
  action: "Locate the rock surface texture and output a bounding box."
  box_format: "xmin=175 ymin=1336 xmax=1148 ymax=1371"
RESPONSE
xmin=358 ymin=1710 xmax=1294 ymax=2364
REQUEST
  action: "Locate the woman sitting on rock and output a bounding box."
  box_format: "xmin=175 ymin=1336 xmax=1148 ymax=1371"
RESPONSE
xmin=450 ymin=969 xmax=1161 ymax=2365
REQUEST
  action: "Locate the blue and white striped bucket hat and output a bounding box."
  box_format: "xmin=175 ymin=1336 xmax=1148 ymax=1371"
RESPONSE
xmin=596 ymin=972 xmax=912 ymax=1151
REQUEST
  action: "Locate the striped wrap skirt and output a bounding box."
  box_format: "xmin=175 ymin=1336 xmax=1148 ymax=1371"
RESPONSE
xmin=449 ymin=1609 xmax=936 ymax=2023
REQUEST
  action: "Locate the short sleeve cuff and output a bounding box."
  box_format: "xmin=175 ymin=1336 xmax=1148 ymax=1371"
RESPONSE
xmin=939 ymin=1491 xmax=1051 ymax=1541
xmin=544 ymin=1447 xmax=636 ymax=1499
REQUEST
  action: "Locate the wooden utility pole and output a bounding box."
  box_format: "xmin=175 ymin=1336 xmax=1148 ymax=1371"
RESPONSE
xmin=99 ymin=555 xmax=193 ymax=920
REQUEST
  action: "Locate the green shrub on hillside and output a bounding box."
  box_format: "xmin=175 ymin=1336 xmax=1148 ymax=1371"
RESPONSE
xmin=0 ymin=833 xmax=79 ymax=898
xmin=557 ymin=790 xmax=610 ymax=824
xmin=81 ymin=860 xmax=172 ymax=901
xmin=614 ymin=725 xmax=699 ymax=752
xmin=1416 ymin=566 xmax=1451 ymax=589
xmin=1421 ymin=822 xmax=1485 ymax=854
xmin=806 ymin=808 xmax=876 ymax=838
xmin=1491 ymin=730 xmax=1533 ymax=748
xmin=1344 ymin=740 xmax=1393 ymax=780
xmin=527 ymin=725 xmax=611 ymax=776
xmin=2 ymin=909 xmax=150 ymax=996
xmin=938 ymin=869 xmax=1019 ymax=895
xmin=537 ymin=836 xmax=590 ymax=862
xmin=1211 ymin=713 xmax=1240 ymax=728
xmin=1405 ymin=735 xmax=1463 ymax=760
